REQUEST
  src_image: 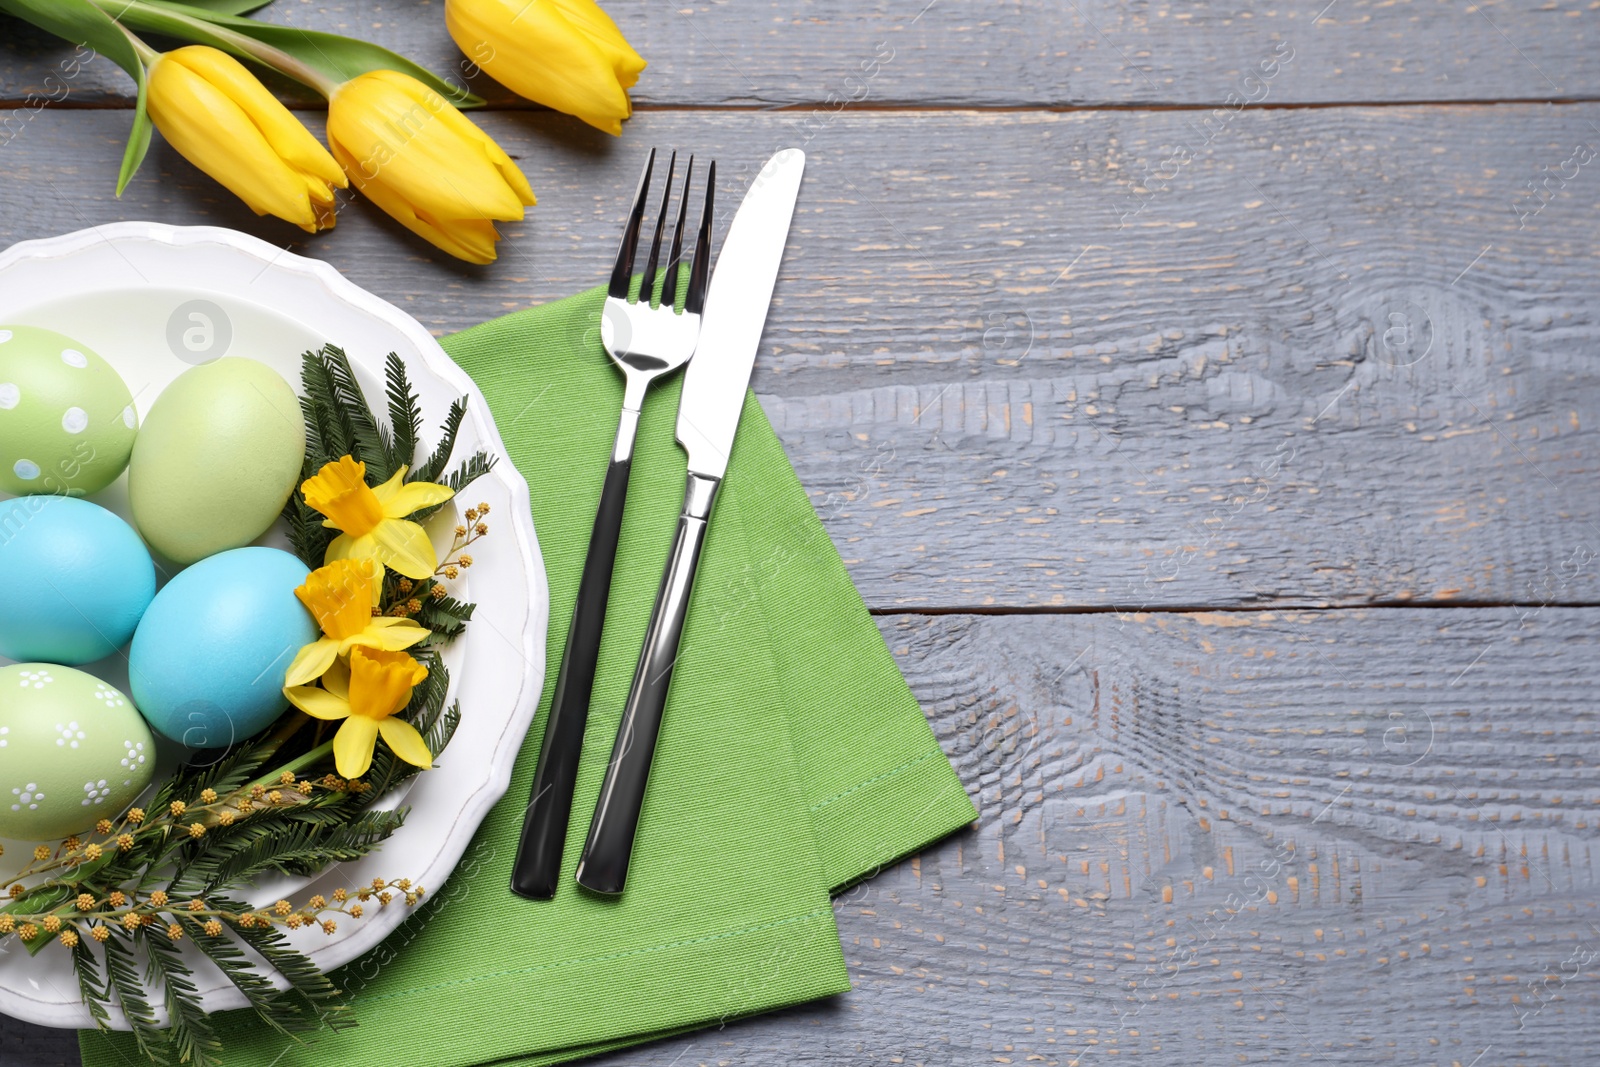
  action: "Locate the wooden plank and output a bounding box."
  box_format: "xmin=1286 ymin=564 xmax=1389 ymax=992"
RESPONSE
xmin=2 ymin=0 xmax=1597 ymax=110
xmin=2 ymin=106 xmax=1599 ymax=611
xmin=7 ymin=606 xmax=1599 ymax=1064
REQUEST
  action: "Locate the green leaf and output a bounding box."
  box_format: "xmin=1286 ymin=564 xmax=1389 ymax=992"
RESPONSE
xmin=413 ymin=397 xmax=468 ymax=484
xmin=176 ymin=0 xmax=272 ymax=12
xmin=116 ymin=44 xmax=153 ymax=195
xmin=0 ymin=0 xmax=155 ymax=192
xmin=71 ymin=937 xmax=113 ymax=1032
xmin=102 ymin=934 xmax=169 ymax=1063
xmin=143 ymin=928 xmax=223 ymax=1067
xmin=141 ymin=0 xmax=484 ymax=107
xmin=385 ymin=353 xmax=423 ymax=474
xmin=180 ymin=916 xmax=323 ymax=1037
xmin=212 ymin=897 xmax=350 ymax=1024
xmin=414 ymin=579 xmax=476 ymax=641
xmin=318 ymin=345 xmax=390 ymax=479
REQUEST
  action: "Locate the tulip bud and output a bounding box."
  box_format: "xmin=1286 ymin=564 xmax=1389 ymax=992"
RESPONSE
xmin=445 ymin=0 xmax=646 ymax=136
xmin=327 ymin=70 xmax=536 ymax=264
xmin=145 ymin=47 xmax=347 ymax=233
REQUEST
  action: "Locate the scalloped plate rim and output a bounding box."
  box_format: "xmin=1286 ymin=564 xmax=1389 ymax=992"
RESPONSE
xmin=0 ymin=222 xmax=548 ymax=1029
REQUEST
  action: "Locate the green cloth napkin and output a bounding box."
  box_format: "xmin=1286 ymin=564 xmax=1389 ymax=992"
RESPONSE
xmin=81 ymin=287 xmax=975 ymax=1067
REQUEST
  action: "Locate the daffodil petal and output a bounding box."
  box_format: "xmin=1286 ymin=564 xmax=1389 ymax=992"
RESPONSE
xmin=370 ymin=518 xmax=439 ymax=579
xmin=334 ymin=716 xmax=380 ymax=779
xmin=324 ymin=532 xmax=354 ymax=561
xmin=325 ymin=532 xmax=385 ymax=574
xmin=349 ymin=618 xmax=431 ymax=652
xmin=377 ymin=717 xmax=433 ymax=770
xmin=372 ymin=465 xmax=410 ymax=494
xmin=375 ymin=478 xmax=456 ymax=519
xmin=284 ymin=639 xmax=340 ymax=688
xmin=284 ymin=685 xmax=352 ymax=720
xmin=323 ymin=658 xmax=351 ymax=701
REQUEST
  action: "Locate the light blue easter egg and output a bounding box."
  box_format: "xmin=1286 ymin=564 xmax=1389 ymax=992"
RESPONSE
xmin=129 ymin=547 xmax=315 ymax=749
xmin=0 ymin=496 xmax=156 ymax=664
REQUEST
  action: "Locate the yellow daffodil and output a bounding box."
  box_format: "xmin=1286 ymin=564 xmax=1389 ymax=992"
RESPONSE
xmin=146 ymin=46 xmax=347 ymax=233
xmin=283 ymin=559 xmax=430 ymax=687
xmin=445 ymin=0 xmax=645 ymax=136
xmin=301 ymin=456 xmax=455 ymax=581
xmin=284 ymin=647 xmax=433 ymax=778
xmin=326 ymin=69 xmax=535 ymax=263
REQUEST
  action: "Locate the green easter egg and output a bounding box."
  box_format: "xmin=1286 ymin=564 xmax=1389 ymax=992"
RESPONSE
xmin=128 ymin=357 xmax=305 ymax=565
xmin=0 ymin=326 xmax=138 ymax=496
xmin=0 ymin=664 xmax=156 ymax=842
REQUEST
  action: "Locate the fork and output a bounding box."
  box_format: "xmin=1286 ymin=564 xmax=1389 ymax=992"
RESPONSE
xmin=510 ymin=148 xmax=716 ymax=900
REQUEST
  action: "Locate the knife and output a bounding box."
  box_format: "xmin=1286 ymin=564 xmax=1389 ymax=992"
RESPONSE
xmin=574 ymin=148 xmax=807 ymax=895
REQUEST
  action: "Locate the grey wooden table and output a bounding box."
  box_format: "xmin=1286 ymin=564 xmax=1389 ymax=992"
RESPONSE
xmin=4 ymin=2 xmax=1600 ymax=1064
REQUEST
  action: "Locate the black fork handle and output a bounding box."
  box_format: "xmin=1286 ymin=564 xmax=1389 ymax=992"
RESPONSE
xmin=510 ymin=445 xmax=635 ymax=899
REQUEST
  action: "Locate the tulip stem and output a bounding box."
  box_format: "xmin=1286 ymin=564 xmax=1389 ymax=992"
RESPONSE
xmin=117 ymin=23 xmax=160 ymax=66
xmin=91 ymin=0 xmax=341 ymax=97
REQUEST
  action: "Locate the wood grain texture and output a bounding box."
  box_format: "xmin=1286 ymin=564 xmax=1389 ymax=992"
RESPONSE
xmin=5 ymin=1 xmax=1600 ymax=1059
xmin=1 ymin=0 xmax=1597 ymax=110
xmin=3 ymin=107 xmax=1598 ymax=610
xmin=7 ymin=608 xmax=1599 ymax=1065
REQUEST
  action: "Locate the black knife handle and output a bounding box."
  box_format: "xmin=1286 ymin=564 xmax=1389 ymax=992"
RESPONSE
xmin=576 ymin=472 xmax=720 ymax=895
xmin=510 ymin=449 xmax=635 ymax=900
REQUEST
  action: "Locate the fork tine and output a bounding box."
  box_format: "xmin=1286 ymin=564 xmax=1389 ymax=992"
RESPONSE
xmin=638 ymin=150 xmax=677 ymax=306
xmin=660 ymin=156 xmax=694 ymax=310
xmin=684 ymin=159 xmax=716 ymax=316
xmin=608 ymin=147 xmax=656 ymax=300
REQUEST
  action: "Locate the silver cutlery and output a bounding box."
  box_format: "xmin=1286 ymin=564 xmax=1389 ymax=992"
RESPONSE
xmin=575 ymin=148 xmax=807 ymax=895
xmin=511 ymin=148 xmax=716 ymax=900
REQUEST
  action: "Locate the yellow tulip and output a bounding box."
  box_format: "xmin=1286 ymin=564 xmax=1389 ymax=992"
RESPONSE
xmin=445 ymin=0 xmax=646 ymax=136
xmin=284 ymin=647 xmax=433 ymax=779
xmin=283 ymin=559 xmax=430 ymax=688
xmin=301 ymin=456 xmax=456 ymax=580
xmin=327 ymin=70 xmax=535 ymax=263
xmin=145 ymin=46 xmax=346 ymax=233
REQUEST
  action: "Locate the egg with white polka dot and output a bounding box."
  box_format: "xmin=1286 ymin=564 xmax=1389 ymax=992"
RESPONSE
xmin=0 ymin=663 xmax=156 ymax=841
xmin=0 ymin=325 xmax=137 ymax=496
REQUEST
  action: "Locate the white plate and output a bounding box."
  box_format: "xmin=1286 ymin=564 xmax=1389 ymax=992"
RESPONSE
xmin=0 ymin=223 xmax=548 ymax=1028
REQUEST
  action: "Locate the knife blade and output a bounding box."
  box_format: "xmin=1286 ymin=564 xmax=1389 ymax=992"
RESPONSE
xmin=575 ymin=149 xmax=806 ymax=895
xmin=675 ymin=148 xmax=806 ymax=480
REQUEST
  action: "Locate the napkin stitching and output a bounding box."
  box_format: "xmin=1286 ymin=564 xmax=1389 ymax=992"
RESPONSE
xmin=808 ymin=748 xmax=944 ymax=812
xmin=360 ymin=905 xmax=836 ymax=1003
xmin=714 ymin=461 xmax=947 ymax=822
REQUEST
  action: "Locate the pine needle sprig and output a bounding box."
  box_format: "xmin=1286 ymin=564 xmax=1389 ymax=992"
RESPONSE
xmin=177 ymin=915 xmax=320 ymax=1040
xmin=384 ymin=353 xmax=423 ymax=475
xmin=0 ymin=340 xmax=490 ymax=1065
xmin=102 ymin=934 xmax=166 ymax=1063
xmin=71 ymin=937 xmax=112 ymax=1032
xmin=282 ymin=343 xmax=494 ymax=640
xmin=213 ymin=895 xmax=352 ymax=1031
xmin=412 ymin=396 xmax=467 ymax=485
xmin=143 ymin=928 xmax=221 ymax=1066
xmin=2 ymin=719 xmax=443 ymax=1064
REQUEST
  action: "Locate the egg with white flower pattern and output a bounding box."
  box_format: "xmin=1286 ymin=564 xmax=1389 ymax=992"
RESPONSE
xmin=0 ymin=663 xmax=155 ymax=841
xmin=0 ymin=325 xmax=138 ymax=496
